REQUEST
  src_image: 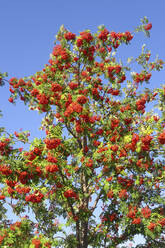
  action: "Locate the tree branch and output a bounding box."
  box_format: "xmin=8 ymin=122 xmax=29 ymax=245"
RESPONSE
xmin=90 ymin=190 xmax=102 ymax=213
xmin=65 ymin=123 xmax=82 ymax=149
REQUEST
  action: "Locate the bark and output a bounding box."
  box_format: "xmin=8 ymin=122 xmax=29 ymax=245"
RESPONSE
xmin=76 ymin=220 xmax=81 ymax=248
xmin=82 ymin=221 xmax=88 ymax=248
xmin=76 ymin=220 xmax=88 ymax=248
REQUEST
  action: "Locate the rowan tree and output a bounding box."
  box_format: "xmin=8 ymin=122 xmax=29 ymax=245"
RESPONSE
xmin=0 ymin=17 xmax=165 ymax=248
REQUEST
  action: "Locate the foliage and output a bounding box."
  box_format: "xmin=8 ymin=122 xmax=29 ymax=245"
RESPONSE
xmin=0 ymin=17 xmax=165 ymax=247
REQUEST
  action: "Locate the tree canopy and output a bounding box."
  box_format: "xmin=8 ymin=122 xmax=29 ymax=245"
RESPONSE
xmin=0 ymin=17 xmax=165 ymax=248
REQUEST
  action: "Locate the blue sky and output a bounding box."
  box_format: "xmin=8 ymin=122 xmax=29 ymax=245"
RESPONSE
xmin=0 ymin=1 xmax=164 ymax=246
xmin=0 ymin=0 xmax=165 ymax=137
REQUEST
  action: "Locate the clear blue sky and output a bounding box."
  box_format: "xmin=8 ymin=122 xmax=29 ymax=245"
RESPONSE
xmin=0 ymin=1 xmax=164 ymax=246
xmin=0 ymin=0 xmax=165 ymax=138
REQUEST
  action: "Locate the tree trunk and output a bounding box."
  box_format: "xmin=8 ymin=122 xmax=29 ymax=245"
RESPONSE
xmin=82 ymin=221 xmax=88 ymax=248
xmin=76 ymin=220 xmax=88 ymax=248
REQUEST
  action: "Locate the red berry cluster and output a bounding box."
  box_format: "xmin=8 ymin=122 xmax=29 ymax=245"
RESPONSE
xmin=52 ymin=45 xmax=70 ymax=62
xmin=64 ymin=102 xmax=83 ymax=117
xmin=141 ymin=135 xmax=153 ymax=151
xmin=44 ymin=138 xmax=61 ymax=150
xmin=45 ymin=164 xmax=59 ymax=173
xmin=0 ymin=165 xmax=12 ymax=176
xmin=144 ymin=23 xmax=152 ymax=31
xmin=25 ymin=191 xmax=44 ymax=203
xmin=134 ymin=72 xmax=151 ymax=83
xmin=141 ymin=206 xmax=151 ymax=218
xmin=158 ymin=131 xmax=165 ymax=144
xmin=0 ymin=138 xmax=12 ymax=155
xmin=136 ymin=97 xmax=146 ymax=111
xmin=64 ymin=32 xmax=76 ymax=41
xmin=63 ymin=189 xmax=78 ymax=199
xmin=77 ymin=31 xmax=93 ymax=47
